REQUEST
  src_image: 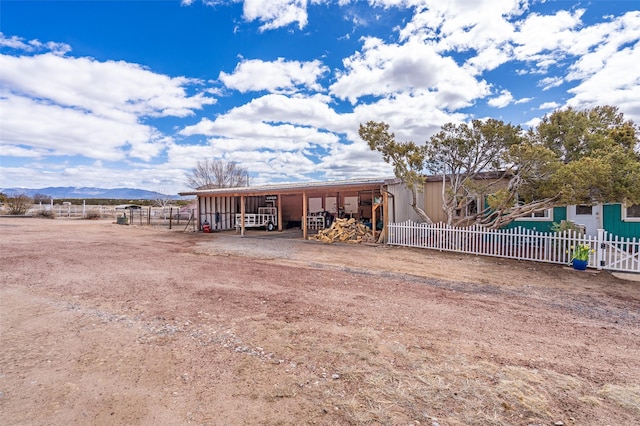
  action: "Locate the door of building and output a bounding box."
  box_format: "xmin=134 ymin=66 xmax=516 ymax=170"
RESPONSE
xmin=567 ymin=204 xmax=602 ymax=236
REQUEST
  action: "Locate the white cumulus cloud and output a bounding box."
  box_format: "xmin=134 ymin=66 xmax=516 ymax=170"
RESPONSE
xmin=219 ymin=57 xmax=328 ymax=93
xmin=488 ymin=89 xmax=514 ymax=108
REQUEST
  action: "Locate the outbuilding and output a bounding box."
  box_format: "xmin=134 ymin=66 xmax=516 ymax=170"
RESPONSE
xmin=179 ymin=177 xmax=392 ymax=240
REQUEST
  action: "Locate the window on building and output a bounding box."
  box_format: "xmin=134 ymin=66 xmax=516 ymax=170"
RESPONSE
xmin=575 ymin=205 xmax=593 ymax=215
xmin=623 ymin=204 xmax=640 ymax=221
xmin=532 ymin=209 xmax=550 ymax=218
xmin=325 ymin=197 xmax=337 ymax=214
xmin=308 ymin=197 xmax=323 ymax=213
xmin=514 ymin=207 xmax=553 ymax=221
xmin=454 ymin=196 xmax=480 ymax=218
xmin=514 ymin=195 xmax=553 ymax=221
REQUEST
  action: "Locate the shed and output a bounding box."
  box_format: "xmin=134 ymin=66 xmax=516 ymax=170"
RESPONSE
xmin=179 ymin=177 xmax=393 ymax=240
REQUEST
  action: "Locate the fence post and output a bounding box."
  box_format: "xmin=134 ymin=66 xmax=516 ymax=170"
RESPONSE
xmin=596 ymin=228 xmax=605 ymax=270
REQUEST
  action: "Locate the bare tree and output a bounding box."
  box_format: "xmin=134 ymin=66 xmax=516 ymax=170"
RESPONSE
xmin=33 ymin=193 xmax=53 ymax=204
xmin=186 ymin=159 xmax=251 ymax=189
xmin=152 ymin=188 xmax=173 ymax=208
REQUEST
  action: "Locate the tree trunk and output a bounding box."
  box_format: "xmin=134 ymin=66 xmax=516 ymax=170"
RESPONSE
xmin=410 ymin=186 xmax=433 ymax=224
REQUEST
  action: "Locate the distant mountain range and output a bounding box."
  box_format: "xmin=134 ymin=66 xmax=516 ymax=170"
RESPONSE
xmin=1 ymin=187 xmax=186 ymax=200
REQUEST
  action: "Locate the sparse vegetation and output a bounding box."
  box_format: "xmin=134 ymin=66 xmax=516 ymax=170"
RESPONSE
xmin=34 ymin=209 xmax=55 ymax=219
xmin=85 ymin=209 xmax=102 ymax=220
xmin=6 ymin=194 xmax=32 ymax=215
xmin=33 ymin=193 xmax=53 ymax=204
xmin=50 ymin=198 xmax=192 ymax=207
xmin=551 ymin=220 xmax=584 ymax=234
xmin=186 ymin=158 xmax=251 ymax=189
xmin=1 ymin=220 xmax=638 ymax=425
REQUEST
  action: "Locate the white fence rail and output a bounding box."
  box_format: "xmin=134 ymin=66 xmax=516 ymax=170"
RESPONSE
xmin=11 ymin=204 xmax=195 ymax=228
xmin=387 ymin=221 xmax=640 ymax=274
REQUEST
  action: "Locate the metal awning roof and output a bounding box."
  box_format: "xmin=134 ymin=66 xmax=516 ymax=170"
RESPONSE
xmin=179 ymin=177 xmax=394 ymax=197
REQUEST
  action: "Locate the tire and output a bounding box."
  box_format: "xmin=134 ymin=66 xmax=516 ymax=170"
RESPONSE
xmin=267 ymin=222 xmax=275 ymax=232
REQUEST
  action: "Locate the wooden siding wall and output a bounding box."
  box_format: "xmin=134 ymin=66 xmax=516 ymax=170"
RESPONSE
xmin=245 ymin=196 xmax=267 ymax=213
xmin=281 ymin=194 xmax=303 ymax=225
xmin=195 ymin=185 xmax=384 ymax=232
xmin=423 ymin=178 xmax=512 ymax=225
xmin=302 ymin=190 xmax=374 ymax=220
xmin=603 ymin=204 xmax=640 ymax=239
xmin=424 ymin=181 xmax=448 ymax=223
xmin=198 ymin=196 xmax=237 ymax=230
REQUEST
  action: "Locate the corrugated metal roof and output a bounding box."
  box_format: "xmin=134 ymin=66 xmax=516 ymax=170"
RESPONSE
xmin=179 ymin=177 xmax=395 ymax=197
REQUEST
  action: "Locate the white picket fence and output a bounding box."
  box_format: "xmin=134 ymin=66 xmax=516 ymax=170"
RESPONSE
xmin=387 ymin=221 xmax=640 ymax=273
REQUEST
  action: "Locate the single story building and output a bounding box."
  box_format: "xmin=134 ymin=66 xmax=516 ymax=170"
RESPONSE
xmin=180 ymin=175 xmax=638 ymax=240
xmin=506 ymin=204 xmax=640 ymax=238
xmin=179 ymin=177 xmax=393 ymax=240
xmin=385 ymin=177 xmax=640 ymax=239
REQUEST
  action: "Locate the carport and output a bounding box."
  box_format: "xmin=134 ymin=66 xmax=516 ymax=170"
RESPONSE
xmin=179 ymin=177 xmax=391 ymax=240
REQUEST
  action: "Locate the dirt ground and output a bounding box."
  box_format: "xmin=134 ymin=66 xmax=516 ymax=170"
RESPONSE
xmin=1 ymin=218 xmax=639 ymax=426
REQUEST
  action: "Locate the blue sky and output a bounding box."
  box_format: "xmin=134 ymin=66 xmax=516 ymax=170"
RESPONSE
xmin=1 ymin=0 xmax=639 ymax=195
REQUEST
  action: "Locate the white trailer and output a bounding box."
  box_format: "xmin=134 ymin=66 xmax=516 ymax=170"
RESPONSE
xmin=235 ymin=207 xmax=277 ymax=232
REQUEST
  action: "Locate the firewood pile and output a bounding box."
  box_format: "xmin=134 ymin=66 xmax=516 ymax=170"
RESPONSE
xmin=309 ymin=218 xmax=374 ymax=243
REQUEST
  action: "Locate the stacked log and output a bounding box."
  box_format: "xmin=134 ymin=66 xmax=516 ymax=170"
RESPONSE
xmin=309 ymin=218 xmax=373 ymax=244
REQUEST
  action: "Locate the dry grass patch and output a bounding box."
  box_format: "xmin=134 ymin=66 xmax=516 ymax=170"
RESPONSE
xmin=319 ymin=346 xmax=637 ymax=426
xmin=599 ymin=384 xmax=640 ymax=414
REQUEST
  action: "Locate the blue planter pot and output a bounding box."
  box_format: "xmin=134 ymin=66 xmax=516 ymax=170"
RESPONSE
xmin=572 ymin=259 xmax=588 ymax=270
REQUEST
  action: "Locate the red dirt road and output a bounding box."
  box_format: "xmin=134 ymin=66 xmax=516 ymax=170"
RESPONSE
xmin=1 ymin=218 xmax=639 ymax=425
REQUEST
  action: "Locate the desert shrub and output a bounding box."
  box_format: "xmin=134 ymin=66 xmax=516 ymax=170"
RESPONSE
xmin=6 ymin=194 xmax=32 ymax=215
xmin=34 ymin=209 xmax=55 ymax=219
xmin=551 ymin=220 xmax=584 ymax=235
xmin=85 ymin=209 xmax=102 ymax=220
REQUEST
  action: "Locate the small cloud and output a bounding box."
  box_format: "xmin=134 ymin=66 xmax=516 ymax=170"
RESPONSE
xmin=487 ymin=89 xmax=513 ymax=108
xmin=242 ymin=0 xmax=309 ymax=31
xmin=0 ymin=33 xmax=30 ymax=50
xmin=515 ymin=97 xmax=534 ymax=104
xmin=538 ymin=76 xmax=564 ymax=91
xmin=539 ymin=101 xmax=560 ymax=110
xmin=0 ymin=33 xmax=71 ymax=56
xmin=525 ymin=117 xmax=543 ymax=128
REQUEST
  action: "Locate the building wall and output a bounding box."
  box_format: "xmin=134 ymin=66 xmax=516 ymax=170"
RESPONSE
xmin=386 ymin=182 xmax=425 ymax=223
xmin=423 ymin=177 xmax=512 ymax=224
xmin=506 ymin=206 xmax=567 ymax=233
xmin=196 ymin=189 xmax=385 ymax=231
xmin=500 ymin=204 xmax=640 ymax=238
xmin=424 ymin=180 xmax=448 ymax=223
xmin=198 ymin=196 xmax=237 ymax=230
xmin=603 ymin=204 xmax=640 ymax=238
xmin=281 ymin=194 xmax=303 ymax=226
xmin=386 ymin=178 xmax=639 ymax=239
